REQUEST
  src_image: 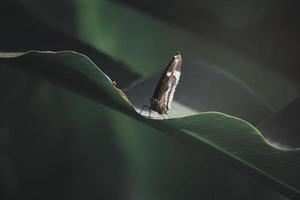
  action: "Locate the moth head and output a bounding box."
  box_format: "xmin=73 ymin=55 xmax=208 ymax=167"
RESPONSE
xmin=172 ymin=51 xmax=182 ymax=71
xmin=174 ymin=51 xmax=181 ymax=59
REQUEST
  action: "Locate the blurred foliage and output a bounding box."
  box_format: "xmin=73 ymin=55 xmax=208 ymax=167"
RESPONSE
xmin=0 ymin=51 xmax=294 ymax=200
xmin=0 ymin=67 xmax=125 ymax=199
xmin=20 ymin=0 xmax=300 ymax=109
xmin=0 ymin=0 xmax=299 ymax=200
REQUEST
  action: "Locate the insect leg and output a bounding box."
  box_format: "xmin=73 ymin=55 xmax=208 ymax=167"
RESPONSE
xmin=148 ymin=98 xmax=155 ymax=118
xmin=166 ymin=113 xmax=171 ymax=119
xmin=140 ymin=105 xmax=146 ymax=115
xmin=148 ymin=107 xmax=152 ymax=118
xmin=140 ymin=105 xmax=154 ymax=118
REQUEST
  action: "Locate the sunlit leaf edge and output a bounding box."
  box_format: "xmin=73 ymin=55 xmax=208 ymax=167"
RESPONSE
xmin=1 ymin=50 xmax=299 ymax=199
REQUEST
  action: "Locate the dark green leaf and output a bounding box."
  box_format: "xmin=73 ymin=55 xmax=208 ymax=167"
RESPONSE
xmin=0 ymin=51 xmax=299 ymax=199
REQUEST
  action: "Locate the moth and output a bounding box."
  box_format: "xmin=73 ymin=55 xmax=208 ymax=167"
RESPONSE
xmin=141 ymin=52 xmax=182 ymax=117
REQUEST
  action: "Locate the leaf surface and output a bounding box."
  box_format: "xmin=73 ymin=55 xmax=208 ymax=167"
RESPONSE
xmin=0 ymin=51 xmax=299 ymax=199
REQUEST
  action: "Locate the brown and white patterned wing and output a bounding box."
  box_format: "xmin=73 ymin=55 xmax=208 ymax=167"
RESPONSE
xmin=151 ymin=52 xmax=182 ymax=114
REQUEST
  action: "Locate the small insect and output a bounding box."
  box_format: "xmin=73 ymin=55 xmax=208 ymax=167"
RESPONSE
xmin=141 ymin=52 xmax=182 ymax=118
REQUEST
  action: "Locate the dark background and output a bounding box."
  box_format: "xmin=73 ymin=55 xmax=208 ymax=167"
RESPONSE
xmin=0 ymin=0 xmax=299 ymax=199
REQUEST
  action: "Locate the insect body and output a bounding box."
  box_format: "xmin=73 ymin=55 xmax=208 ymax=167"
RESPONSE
xmin=141 ymin=52 xmax=182 ymax=117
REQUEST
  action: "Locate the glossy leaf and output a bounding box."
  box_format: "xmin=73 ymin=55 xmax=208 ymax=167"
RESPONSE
xmin=0 ymin=51 xmax=299 ymax=199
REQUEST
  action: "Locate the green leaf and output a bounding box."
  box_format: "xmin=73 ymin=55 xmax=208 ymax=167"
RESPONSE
xmin=18 ymin=0 xmax=299 ymax=110
xmin=0 ymin=51 xmax=132 ymax=114
xmin=125 ymin=60 xmax=273 ymax=124
xmin=0 ymin=65 xmax=126 ymax=199
xmin=0 ymin=51 xmax=299 ymax=199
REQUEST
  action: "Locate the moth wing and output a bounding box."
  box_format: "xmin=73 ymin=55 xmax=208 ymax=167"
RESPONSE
xmin=155 ymin=74 xmax=171 ymax=103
